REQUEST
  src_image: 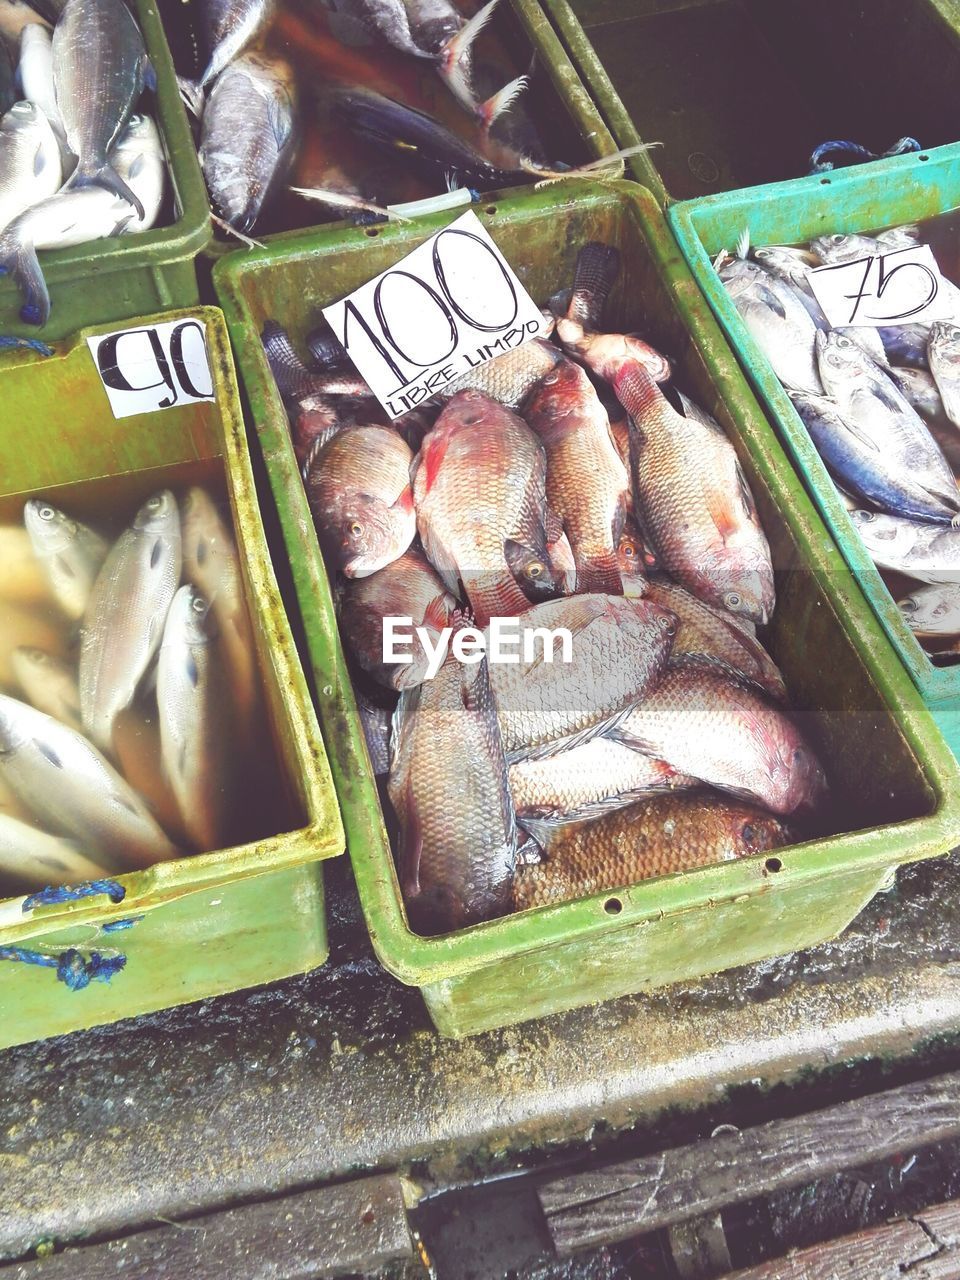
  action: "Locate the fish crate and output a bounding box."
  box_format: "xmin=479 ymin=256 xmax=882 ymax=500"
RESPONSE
xmin=668 ymin=144 xmax=960 ymax=757
xmin=214 ymin=182 xmax=960 ymax=1039
xmin=0 ymin=306 xmax=343 ymax=1050
xmin=538 ymin=0 xmax=960 ymax=204
xmin=159 ymin=0 xmax=621 ymax=258
xmin=0 ymin=0 xmax=211 ymax=342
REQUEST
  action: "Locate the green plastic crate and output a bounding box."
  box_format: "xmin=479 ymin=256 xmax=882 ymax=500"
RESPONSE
xmin=0 ymin=307 xmax=343 ymax=1050
xmin=0 ymin=0 xmax=211 ymax=340
xmin=539 ymin=0 xmax=960 ymax=204
xmin=189 ymin=0 xmax=622 ymax=259
xmin=668 ymin=144 xmax=960 ymax=755
xmin=215 ymin=182 xmax=960 ymax=1039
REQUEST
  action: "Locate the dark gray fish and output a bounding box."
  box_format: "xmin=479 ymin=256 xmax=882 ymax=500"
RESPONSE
xmin=305 ymin=320 xmax=349 ymax=371
xmin=199 ymin=51 xmax=298 ymax=233
xmin=52 ymin=0 xmax=152 ymax=217
xmin=356 ymin=689 xmax=392 ymax=776
xmin=565 ymin=240 xmax=620 ymax=329
xmin=262 ymin=320 xmax=324 ymax=399
xmin=0 ymin=33 xmax=15 ymax=115
xmin=178 ymin=0 xmax=274 ymax=116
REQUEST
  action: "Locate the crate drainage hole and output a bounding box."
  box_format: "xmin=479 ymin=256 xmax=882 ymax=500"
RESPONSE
xmin=919 ymin=154 xmax=929 ymax=161
xmin=365 ymin=228 xmax=380 ymax=238
xmin=485 ymin=205 xmax=497 ymax=215
xmin=820 ymin=178 xmax=831 ymax=185
xmin=765 ymin=857 xmax=783 ymax=873
xmin=604 ymin=897 xmax=623 ymax=915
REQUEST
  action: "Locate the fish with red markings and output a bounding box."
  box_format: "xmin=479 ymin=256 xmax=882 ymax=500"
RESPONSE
xmin=523 ymin=357 xmax=629 ymax=594
xmin=413 ymin=389 xmax=558 ymax=626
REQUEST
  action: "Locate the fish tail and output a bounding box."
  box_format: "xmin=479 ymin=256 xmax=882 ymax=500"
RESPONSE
xmin=613 ymin=360 xmax=660 ymax=418
xmin=735 ymin=226 xmax=751 ymax=260
xmin=567 ymin=241 xmax=621 ymax=328
xmin=261 ymin=320 xmax=320 ymax=398
xmin=464 ymin=572 xmax=531 ymax=628
xmin=439 ymin=0 xmax=500 ymax=113
xmin=68 ymin=161 xmax=145 ymax=221
xmin=476 ymin=74 xmax=529 ymax=134
xmin=177 ymin=75 xmax=205 ymax=120
xmin=0 ymin=234 xmax=51 ymax=328
xmin=575 ymin=550 xmax=624 ymax=596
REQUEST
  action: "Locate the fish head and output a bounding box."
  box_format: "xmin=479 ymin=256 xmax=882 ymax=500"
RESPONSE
xmin=848 ymin=508 xmax=906 ymax=553
xmin=2 ymin=100 xmax=42 ymax=132
xmin=524 ymin=357 xmax=589 ymax=423
xmin=414 ymin=13 xmax=462 ymax=55
xmin=778 ymin=735 xmax=829 ymax=815
xmin=616 ymin=528 xmax=651 ymax=596
xmin=332 ymin=492 xmax=414 ymax=579
xmin=809 ymin=232 xmax=876 ymax=265
xmin=721 ymin=803 xmax=791 ymax=857
xmin=504 ymin=537 xmax=562 ymax=603
xmin=930 ymin=321 xmax=960 ymax=368
xmin=134 ymin=489 xmax=179 ymax=534
xmin=23 ymin=499 xmax=76 ymax=554
xmin=899 ymin=585 xmax=960 ymax=633
xmin=707 ymin=568 xmax=775 ymax=627
xmin=0 ymin=695 xmax=29 ymax=756
xmin=815 ymin=329 xmax=876 ymax=389
xmin=178 ymin=584 xmax=219 ymax=645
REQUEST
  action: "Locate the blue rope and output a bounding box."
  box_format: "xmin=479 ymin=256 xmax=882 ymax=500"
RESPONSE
xmin=101 ymin=916 xmax=144 ymax=933
xmin=22 ymin=880 xmax=126 ymax=911
xmin=0 ymin=945 xmax=126 ymax=990
xmin=0 ymin=335 xmax=54 ymax=357
xmin=809 ymin=137 xmax=921 ymax=174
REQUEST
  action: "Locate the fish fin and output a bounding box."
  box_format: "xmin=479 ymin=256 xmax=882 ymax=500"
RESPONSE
xmin=755 ymin=284 xmax=787 ymax=319
xmin=177 ymin=76 xmax=204 ymax=120
xmin=566 ymin=241 xmax=621 ymax=328
xmin=703 ymin=481 xmax=741 ymax=539
xmin=33 ymin=141 xmax=47 ymax=178
xmin=141 ymin=52 xmax=157 ymax=94
xmin=0 ymin=235 xmax=51 ymax=327
xmin=606 ymin=720 xmax=658 ymax=756
xmin=735 ymin=460 xmax=758 ymax=519
xmin=544 ymin=505 xmax=564 ymax=545
xmin=289 ymin=186 xmax=407 ymax=223
xmin=515 ymin=701 xmax=634 ymax=763
xmin=526 ymin=142 xmax=663 ymax=184
xmin=418 ymin=522 xmax=461 ymax=597
xmin=574 ymin=551 xmax=624 ymax=595
xmin=68 ymin=162 xmax=145 ymax=221
xmin=398 ymin=778 xmax=423 ymax=898
xmin=111 ymin=213 xmax=136 ymax=237
xmin=520 ymin=594 xmax=608 ymax=675
xmin=872 ymin=380 xmax=910 ymax=415
xmin=422 ymin=592 xmax=453 ymax=633
xmin=392 ymin=486 xmax=415 ymax=514
xmin=465 ymin=574 xmax=533 ymax=627
xmin=439 ymin=0 xmax=500 ymax=110
xmin=838 ymin=412 xmax=882 ymax=453
xmin=268 ymin=92 xmax=294 ymax=151
xmin=476 ymin=74 xmax=528 ymax=133
xmin=736 ymin=226 xmax=750 ymax=260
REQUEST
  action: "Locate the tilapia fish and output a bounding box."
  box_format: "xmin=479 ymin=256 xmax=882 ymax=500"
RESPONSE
xmin=443 ymin=337 xmax=561 ymax=409
xmin=0 ymin=693 xmax=177 ymax=868
xmin=0 ymin=101 xmax=61 ymax=234
xmin=611 ymin=658 xmax=827 ymax=816
xmin=616 ymin=518 xmax=651 ymax=597
xmin=928 ymin=321 xmax=960 ymax=431
xmin=644 ymin=580 xmax=786 ymax=701
xmin=720 ymin=256 xmax=822 ymax=395
xmin=816 ymin=331 xmax=960 ymax=522
xmin=23 ymin=498 xmax=107 ymax=619
xmin=179 ymin=0 xmax=274 ymax=114
xmin=0 ymin=813 xmax=114 ymax=891
xmin=79 ymin=489 xmax=182 ymax=753
xmin=52 ymin=0 xmax=150 ymax=216
xmin=11 ymin=646 xmax=81 ymax=731
xmin=305 ymin=425 xmax=415 ymax=577
xmin=200 ymin=52 xmax=298 ymax=234
xmin=524 ymin=357 xmax=628 ymax=594
xmin=157 ymin=585 xmax=235 ymax=852
xmin=513 ymin=792 xmax=790 ymax=911
xmin=899 ymin=582 xmax=960 ymax=637
xmin=849 ymin=508 xmax=960 ymax=583
xmin=414 ymin=389 xmax=556 ymax=626
xmin=509 ymin=735 xmax=691 ymax=824
xmin=555 ymin=316 xmax=671 ymax=386
xmin=388 ymin=649 xmax=516 ymax=933
xmin=487 ymin=592 xmax=677 ymax=760
xmin=356 ymin=688 xmax=391 ymax=776
xmin=616 ymin=361 xmax=775 ymax=625
xmin=339 ymin=548 xmax=459 ymax=689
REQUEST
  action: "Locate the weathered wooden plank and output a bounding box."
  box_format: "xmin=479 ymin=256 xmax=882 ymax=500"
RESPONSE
xmin=1 ymin=1174 xmax=412 ymax=1280
xmin=540 ymin=1070 xmax=960 ymax=1255
xmin=720 ymin=1219 xmax=936 ymax=1280
xmin=921 ymin=1201 xmax=960 ymax=1249
xmin=668 ymin=1211 xmax=731 ymax=1279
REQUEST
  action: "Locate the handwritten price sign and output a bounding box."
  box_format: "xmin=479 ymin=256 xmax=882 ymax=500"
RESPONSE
xmin=807 ymin=245 xmax=952 ymax=329
xmin=322 ymin=210 xmax=548 ymax=420
xmin=88 ymin=318 xmax=215 ymax=418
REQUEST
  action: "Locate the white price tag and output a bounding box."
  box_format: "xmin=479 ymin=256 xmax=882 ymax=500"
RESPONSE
xmin=87 ymin=318 xmax=215 ymax=419
xmin=807 ymin=245 xmax=952 ymax=329
xmin=322 ymin=210 xmax=548 ymax=420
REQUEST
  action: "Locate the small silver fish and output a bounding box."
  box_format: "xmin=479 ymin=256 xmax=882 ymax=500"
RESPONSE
xmin=23 ymin=498 xmax=108 ymax=620
xmin=720 ymin=255 xmax=822 ymax=395
xmin=19 ymin=24 xmax=64 ymax=141
xmin=928 ymin=321 xmax=960 ymax=430
xmin=79 ymin=490 xmax=182 ymax=753
xmin=849 ymin=508 xmax=960 ymax=583
xmin=11 ymin=646 xmax=81 ymax=731
xmin=0 ymin=812 xmax=114 ymax=891
xmin=898 ymin=582 xmax=960 ymax=637
xmin=0 ymin=100 xmax=61 ymax=233
xmin=178 ymin=0 xmax=274 ymax=115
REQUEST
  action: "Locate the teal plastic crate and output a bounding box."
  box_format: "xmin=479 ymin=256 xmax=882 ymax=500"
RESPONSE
xmin=669 ymin=143 xmax=960 ymax=753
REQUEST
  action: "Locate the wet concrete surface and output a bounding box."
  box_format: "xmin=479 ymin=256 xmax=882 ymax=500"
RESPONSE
xmin=2 ymin=851 xmax=960 ymax=1265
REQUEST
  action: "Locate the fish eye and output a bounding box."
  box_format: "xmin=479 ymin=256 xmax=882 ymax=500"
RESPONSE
xmin=349 ymin=520 xmax=364 ymax=537
xmin=621 ymin=541 xmax=636 ymax=560
xmin=147 ymin=495 xmax=162 ymax=510
xmin=191 ymin=595 xmax=206 ymax=614
xmin=793 ymin=747 xmax=804 ymax=763
xmin=525 ymin=561 xmax=545 ymax=580
xmin=38 ymin=505 xmax=55 ymax=520
xmin=900 ymin=598 xmax=917 ymax=613
xmin=724 ymin=591 xmax=742 ymax=609
xmin=859 ymin=510 xmax=876 ymax=523
xmin=831 ymin=234 xmax=845 ymax=244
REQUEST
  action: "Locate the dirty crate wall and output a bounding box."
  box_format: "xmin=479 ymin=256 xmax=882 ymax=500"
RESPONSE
xmin=0 ymin=0 xmax=211 ymax=341
xmin=0 ymin=308 xmax=343 ymax=1050
xmin=215 ymin=184 xmax=960 ymax=1039
xmin=668 ymin=144 xmax=960 ymax=755
xmin=538 ymin=0 xmax=960 ymax=203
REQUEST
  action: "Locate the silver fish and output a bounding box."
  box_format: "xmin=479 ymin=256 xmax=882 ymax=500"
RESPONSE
xmin=720 ymin=255 xmax=822 ymax=394
xmin=52 ymin=0 xmax=151 ymax=215
xmin=928 ymin=321 xmax=960 ymax=429
xmin=23 ymin=498 xmax=108 ymax=620
xmin=11 ymin=646 xmax=81 ymax=731
xmin=199 ymin=52 xmax=298 ymax=234
xmin=891 ymin=366 xmax=947 ymax=422
xmin=0 ymin=693 xmax=177 ymax=868
xmin=178 ymin=0 xmax=274 ymax=115
xmin=19 ymin=24 xmax=64 ymax=141
xmin=898 ymin=582 xmax=960 ymax=637
xmin=816 ymin=330 xmax=960 ymax=522
xmin=0 ymin=100 xmax=61 ymax=233
xmin=849 ymin=508 xmax=960 ymax=583
xmin=79 ymin=490 xmax=182 ymax=753
xmin=157 ymin=585 xmax=235 ymax=853
xmin=0 ymin=812 xmax=114 ymax=891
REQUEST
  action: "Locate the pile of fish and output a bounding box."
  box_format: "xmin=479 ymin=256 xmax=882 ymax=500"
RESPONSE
xmin=0 ymin=486 xmax=259 ymax=894
xmin=718 ymin=225 xmax=960 ymax=662
xmin=0 ymin=0 xmax=167 ymax=324
xmin=176 ymin=0 xmax=636 ymax=236
xmin=263 ymin=241 xmax=828 ymax=934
